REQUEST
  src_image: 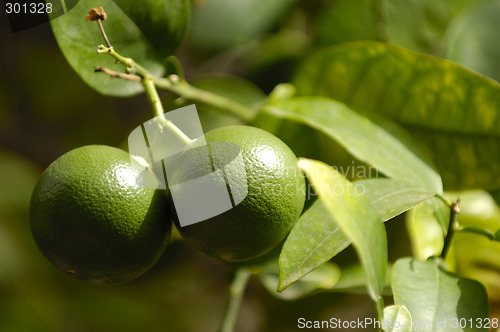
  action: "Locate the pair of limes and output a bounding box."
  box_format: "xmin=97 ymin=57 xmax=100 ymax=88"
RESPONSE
xmin=30 ymin=126 xmax=305 ymax=284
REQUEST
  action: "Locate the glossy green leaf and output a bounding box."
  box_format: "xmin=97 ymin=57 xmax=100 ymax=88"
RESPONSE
xmin=50 ymin=0 xmax=190 ymax=96
xmin=406 ymin=197 xmax=449 ymax=260
xmin=278 ymin=179 xmax=423 ymax=291
xmin=265 ymin=97 xmax=442 ymax=193
xmin=260 ymin=261 xmax=340 ymax=300
xmin=355 ymin=178 xmax=436 ymax=221
xmin=382 ymin=305 xmax=412 ymax=332
xmin=187 ymin=0 xmax=298 ymax=52
xmin=392 ymin=257 xmax=489 ymax=331
xmin=294 ymin=41 xmax=500 ymax=190
xmin=445 ymin=0 xmax=500 ymax=82
xmin=297 ymin=158 xmax=387 ymax=302
xmin=278 ymin=200 xmax=350 ymax=291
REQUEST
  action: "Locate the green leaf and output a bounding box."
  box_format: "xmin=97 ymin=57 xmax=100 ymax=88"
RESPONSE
xmin=297 ymin=158 xmax=387 ymax=302
xmin=50 ymin=0 xmax=190 ymax=96
xmin=294 ymin=41 xmax=500 ymax=190
xmin=265 ymin=97 xmax=442 ymax=193
xmin=259 ymin=261 xmax=340 ymax=301
xmin=382 ymin=305 xmax=412 ymax=332
xmin=406 ymin=197 xmax=449 ymax=260
xmin=187 ymin=0 xmax=298 ymax=52
xmin=392 ymin=257 xmax=489 ymax=331
xmin=445 ymin=1 xmax=500 ymax=82
xmin=278 ymin=180 xmax=417 ymax=292
xmin=278 ymin=200 xmax=350 ymax=291
xmin=355 ymin=178 xmax=436 ymax=221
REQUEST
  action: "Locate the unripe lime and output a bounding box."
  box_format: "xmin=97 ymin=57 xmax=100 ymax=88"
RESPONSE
xmin=30 ymin=145 xmax=171 ymax=285
xmin=172 ymin=126 xmax=305 ymax=262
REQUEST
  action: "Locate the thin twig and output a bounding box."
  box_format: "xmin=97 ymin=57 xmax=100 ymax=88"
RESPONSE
xmin=97 ymin=19 xmax=112 ymax=48
xmin=94 ymin=66 xmax=142 ymax=82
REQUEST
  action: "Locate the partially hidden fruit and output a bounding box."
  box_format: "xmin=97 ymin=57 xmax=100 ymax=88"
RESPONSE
xmin=172 ymin=125 xmax=306 ymax=262
xmin=30 ymin=145 xmax=171 ymax=285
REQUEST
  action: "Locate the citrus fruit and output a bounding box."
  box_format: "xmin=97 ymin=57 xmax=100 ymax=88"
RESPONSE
xmin=171 ymin=125 xmax=306 ymax=262
xmin=30 ymin=145 xmax=171 ymax=285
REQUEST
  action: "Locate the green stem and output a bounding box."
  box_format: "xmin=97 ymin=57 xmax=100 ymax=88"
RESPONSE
xmin=440 ymin=200 xmax=460 ymax=259
xmin=155 ymin=78 xmax=253 ymax=121
xmin=142 ymin=76 xmax=192 ymax=145
xmin=97 ymin=45 xmax=254 ymax=122
xmin=455 ymin=226 xmax=495 ymax=240
xmin=218 ymin=268 xmax=251 ymax=332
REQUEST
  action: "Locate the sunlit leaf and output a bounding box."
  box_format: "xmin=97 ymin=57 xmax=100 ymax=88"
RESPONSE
xmin=392 ymin=257 xmax=489 ymax=331
xmin=265 ymin=97 xmax=442 ymax=193
xmin=382 ymin=305 xmax=412 ymax=332
xmin=279 ymin=179 xmax=420 ymax=291
xmin=355 ymin=178 xmax=436 ymax=221
xmin=294 ymin=41 xmax=500 ymax=190
xmin=278 ymin=200 xmax=350 ymax=291
xmin=296 ymin=158 xmax=387 ymax=302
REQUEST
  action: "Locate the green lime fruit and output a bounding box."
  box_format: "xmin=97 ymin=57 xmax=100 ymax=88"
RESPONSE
xmin=171 ymin=125 xmax=306 ymax=262
xmin=30 ymin=145 xmax=171 ymax=285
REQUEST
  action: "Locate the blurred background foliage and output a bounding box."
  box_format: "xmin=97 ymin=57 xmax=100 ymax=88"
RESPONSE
xmin=1 ymin=0 xmax=499 ymax=331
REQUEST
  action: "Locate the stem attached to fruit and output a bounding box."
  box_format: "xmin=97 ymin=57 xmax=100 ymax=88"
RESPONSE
xmin=440 ymin=200 xmax=461 ymax=259
xmin=143 ymin=76 xmax=192 ymax=144
xmin=154 ymin=77 xmax=253 ymax=121
xmin=218 ymin=268 xmax=251 ymax=332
